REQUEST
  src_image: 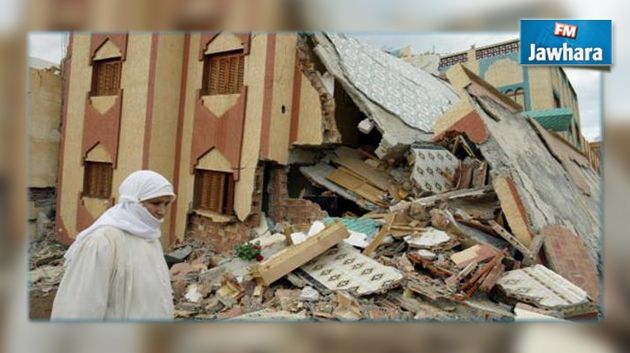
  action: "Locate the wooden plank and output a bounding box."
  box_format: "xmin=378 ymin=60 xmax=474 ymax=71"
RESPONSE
xmin=493 ymin=175 xmax=534 ymax=246
xmin=488 ymin=220 xmax=536 ymax=265
xmin=333 ymin=147 xmax=392 ymax=191
xmin=362 ymin=214 xmax=395 ymax=256
xmin=472 ymin=162 xmax=488 ymax=187
xmin=450 ymin=244 xmax=499 ymax=268
xmin=252 ymin=222 xmax=349 ymax=286
xmin=327 ymin=167 xmax=387 ymax=206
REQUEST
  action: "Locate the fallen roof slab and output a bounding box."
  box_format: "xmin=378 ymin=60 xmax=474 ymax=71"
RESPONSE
xmin=309 ymin=33 xmax=460 ymax=158
xmin=497 ymin=264 xmax=589 ymax=310
xmin=435 ymin=64 xmax=601 ymax=265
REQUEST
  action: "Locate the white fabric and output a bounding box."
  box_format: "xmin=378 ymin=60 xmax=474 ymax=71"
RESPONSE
xmin=51 ymin=226 xmax=174 ymax=320
xmin=52 ymin=170 xmax=176 ymax=320
xmin=64 ymin=170 xmax=175 ymax=261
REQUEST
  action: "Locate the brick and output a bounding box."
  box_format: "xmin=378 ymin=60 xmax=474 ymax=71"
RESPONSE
xmin=542 ymin=224 xmax=599 ymax=303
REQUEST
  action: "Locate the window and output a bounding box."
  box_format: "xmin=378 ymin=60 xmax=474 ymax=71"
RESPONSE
xmin=83 ymin=161 xmax=113 ymax=198
xmin=91 ymin=58 xmax=122 ymax=96
xmin=202 ymin=50 xmax=245 ymax=95
xmin=504 ymin=87 xmax=525 ymax=107
xmin=193 ymin=169 xmax=234 ymax=214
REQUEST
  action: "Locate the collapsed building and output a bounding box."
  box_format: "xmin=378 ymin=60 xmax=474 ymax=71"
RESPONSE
xmin=45 ymin=32 xmax=601 ymax=321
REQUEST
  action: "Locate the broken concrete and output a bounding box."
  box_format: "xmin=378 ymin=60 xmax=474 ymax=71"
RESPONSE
xmin=497 ymin=264 xmax=589 ymax=310
xmin=435 ymin=64 xmax=600 ymax=266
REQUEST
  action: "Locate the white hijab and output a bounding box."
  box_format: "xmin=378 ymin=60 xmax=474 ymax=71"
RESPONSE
xmin=64 ymin=170 xmax=176 ymax=261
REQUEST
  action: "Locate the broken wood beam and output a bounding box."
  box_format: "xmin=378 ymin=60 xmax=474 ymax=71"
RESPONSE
xmin=461 ymin=250 xmax=505 ymax=290
xmin=252 ymin=222 xmax=349 ymax=286
xmin=362 ymin=213 xmax=395 ymax=257
xmin=488 ymin=220 xmax=536 ymax=265
xmin=390 ymin=225 xmax=426 ymax=232
xmin=493 ymin=175 xmax=534 ymax=246
xmin=479 ymin=263 xmax=505 ymax=293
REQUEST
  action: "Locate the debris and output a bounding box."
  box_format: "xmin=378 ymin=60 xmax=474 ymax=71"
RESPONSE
xmin=414 ymin=249 xmax=437 ymax=261
xmin=403 ymin=227 xmax=450 ymax=249
xmin=251 ymin=222 xmax=349 ymax=286
xmin=409 ymin=144 xmax=459 ymax=193
xmin=29 ymin=265 xmax=64 ymax=289
xmin=333 ymin=291 xmax=363 ymax=321
xmin=488 ymin=220 xmax=536 ymax=265
xmin=358 ymin=118 xmax=374 ymax=134
xmin=496 ymin=264 xmax=590 ymax=310
xmin=299 ymin=286 xmax=321 ymax=301
xmin=363 ymin=213 xmax=395 ymax=256
xmin=275 ymin=289 xmax=303 ymax=312
xmin=184 ymin=284 xmax=203 ymax=303
xmin=478 ymin=262 xmax=505 ymax=293
xmin=450 ymin=244 xmax=499 ymax=268
xmin=228 ymin=308 xmax=309 ymax=321
xmin=164 ymin=245 xmax=193 ymax=267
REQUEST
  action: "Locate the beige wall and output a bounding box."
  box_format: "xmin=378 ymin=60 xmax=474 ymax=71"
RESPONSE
xmin=233 ymin=34 xmax=268 ymax=221
xmin=113 ymin=34 xmax=152 ymax=191
xmin=527 ymin=67 xmax=554 ymax=111
xmin=58 ymin=34 xmax=91 ymax=238
xmin=149 ymin=34 xmax=185 ymax=243
xmin=173 ymin=33 xmax=270 ymax=239
xmin=266 ymin=33 xmax=297 ymax=165
xmin=294 ymin=71 xmax=324 ymax=145
xmin=484 ymin=58 xmax=523 ymax=87
xmin=173 ymin=33 xmax=201 ymax=242
xmin=29 ymin=68 xmax=62 ymax=188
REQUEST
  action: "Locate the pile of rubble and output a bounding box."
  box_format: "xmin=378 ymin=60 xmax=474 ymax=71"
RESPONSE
xmin=167 ymin=64 xmax=600 ymax=321
xmin=29 ymin=215 xmax=66 ymax=319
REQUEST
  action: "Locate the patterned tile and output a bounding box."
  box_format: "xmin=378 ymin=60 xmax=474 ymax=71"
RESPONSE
xmin=410 ymin=144 xmax=459 ymax=193
xmin=301 ymin=243 xmax=403 ymax=296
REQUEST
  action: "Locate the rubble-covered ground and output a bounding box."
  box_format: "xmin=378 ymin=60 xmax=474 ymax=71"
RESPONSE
xmin=28 ymin=132 xmax=600 ymax=321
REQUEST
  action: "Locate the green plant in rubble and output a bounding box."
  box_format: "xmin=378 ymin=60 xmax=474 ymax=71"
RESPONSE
xmin=234 ymin=241 xmax=263 ymax=261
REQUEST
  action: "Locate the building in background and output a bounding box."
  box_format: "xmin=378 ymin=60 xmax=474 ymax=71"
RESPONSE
xmin=28 ymin=58 xmax=62 ymax=239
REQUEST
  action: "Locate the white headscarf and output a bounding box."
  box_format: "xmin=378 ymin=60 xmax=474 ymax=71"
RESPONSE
xmin=64 ymin=170 xmax=176 ymax=261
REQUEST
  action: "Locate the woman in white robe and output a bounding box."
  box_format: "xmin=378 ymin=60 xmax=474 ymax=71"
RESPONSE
xmin=51 ymin=170 xmax=176 ymax=321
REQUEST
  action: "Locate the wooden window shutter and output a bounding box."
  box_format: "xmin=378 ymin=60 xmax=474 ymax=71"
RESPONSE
xmin=193 ymin=170 xmax=234 ymax=215
xmin=83 ymin=161 xmax=113 ymax=198
xmin=92 ymin=59 xmax=121 ymax=96
xmin=203 ymin=50 xmax=244 ymax=96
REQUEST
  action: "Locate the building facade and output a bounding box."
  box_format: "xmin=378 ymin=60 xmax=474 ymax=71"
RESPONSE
xmin=438 ymin=39 xmax=591 ymax=155
xmin=56 ymin=33 xmax=343 ymax=251
xmin=29 ymin=63 xmax=62 ymax=237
